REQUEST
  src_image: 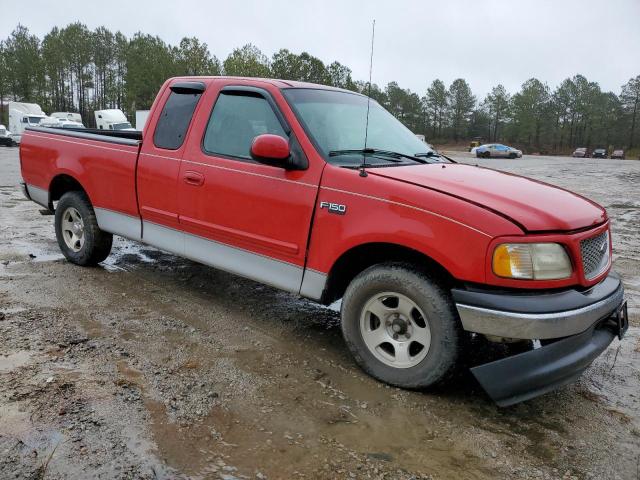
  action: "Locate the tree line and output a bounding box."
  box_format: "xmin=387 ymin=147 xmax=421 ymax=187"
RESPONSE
xmin=1 ymin=23 xmax=638 ymax=154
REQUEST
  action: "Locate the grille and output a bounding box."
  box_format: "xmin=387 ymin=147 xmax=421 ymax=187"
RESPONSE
xmin=580 ymin=230 xmax=610 ymax=279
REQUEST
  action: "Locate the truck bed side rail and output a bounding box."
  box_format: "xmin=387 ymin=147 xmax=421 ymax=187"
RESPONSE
xmin=25 ymin=126 xmax=142 ymax=146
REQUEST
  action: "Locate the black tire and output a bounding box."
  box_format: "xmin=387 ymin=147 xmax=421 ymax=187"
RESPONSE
xmin=509 ymin=153 xmax=517 ymax=159
xmin=483 ymin=151 xmax=491 ymax=158
xmin=54 ymin=191 xmax=112 ymax=266
xmin=341 ymin=263 xmax=462 ymax=389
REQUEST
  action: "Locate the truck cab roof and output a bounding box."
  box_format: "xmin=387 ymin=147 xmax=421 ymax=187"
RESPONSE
xmin=166 ymin=76 xmax=363 ymax=95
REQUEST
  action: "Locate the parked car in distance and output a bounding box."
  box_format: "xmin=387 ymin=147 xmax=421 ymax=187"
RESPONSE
xmin=572 ymin=147 xmax=590 ymax=158
xmin=0 ymin=124 xmax=14 ymax=146
xmin=19 ymin=76 xmax=628 ymax=407
xmin=475 ymin=143 xmax=523 ymax=158
xmin=592 ymin=148 xmax=607 ymax=158
xmin=611 ymin=149 xmax=625 ymax=159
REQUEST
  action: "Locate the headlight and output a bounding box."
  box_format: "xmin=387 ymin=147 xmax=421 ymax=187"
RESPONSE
xmin=492 ymin=243 xmax=572 ymax=280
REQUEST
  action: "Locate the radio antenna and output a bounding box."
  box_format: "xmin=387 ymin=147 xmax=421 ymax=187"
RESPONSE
xmin=360 ymin=19 xmax=376 ymax=178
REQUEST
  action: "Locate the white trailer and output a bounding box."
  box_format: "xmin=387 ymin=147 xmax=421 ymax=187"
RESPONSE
xmin=51 ymin=112 xmax=84 ymax=125
xmin=94 ymin=109 xmax=134 ymax=131
xmin=8 ymin=102 xmax=47 ymax=144
xmin=135 ymin=110 xmax=150 ymax=131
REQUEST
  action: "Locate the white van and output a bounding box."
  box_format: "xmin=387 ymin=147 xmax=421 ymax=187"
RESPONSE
xmin=94 ymin=109 xmax=134 ymax=131
xmin=8 ymin=102 xmax=47 ymax=144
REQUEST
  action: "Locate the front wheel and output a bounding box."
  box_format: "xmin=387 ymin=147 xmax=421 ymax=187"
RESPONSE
xmin=55 ymin=191 xmax=113 ymax=266
xmin=341 ymin=263 xmax=462 ymax=389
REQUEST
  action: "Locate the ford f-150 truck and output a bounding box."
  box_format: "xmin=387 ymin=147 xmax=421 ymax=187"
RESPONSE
xmin=19 ymin=77 xmax=628 ymax=406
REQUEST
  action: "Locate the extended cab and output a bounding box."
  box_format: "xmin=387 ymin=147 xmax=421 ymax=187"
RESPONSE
xmin=19 ymin=77 xmax=628 ymax=406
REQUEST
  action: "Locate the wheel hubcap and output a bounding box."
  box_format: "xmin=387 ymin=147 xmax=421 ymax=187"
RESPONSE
xmin=360 ymin=292 xmax=431 ymax=369
xmin=61 ymin=207 xmax=85 ymax=252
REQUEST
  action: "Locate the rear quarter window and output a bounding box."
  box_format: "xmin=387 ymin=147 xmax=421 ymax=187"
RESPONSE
xmin=153 ymin=90 xmax=202 ymax=150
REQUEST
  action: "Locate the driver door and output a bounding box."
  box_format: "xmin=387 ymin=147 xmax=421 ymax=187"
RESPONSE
xmin=177 ymin=83 xmax=322 ymax=293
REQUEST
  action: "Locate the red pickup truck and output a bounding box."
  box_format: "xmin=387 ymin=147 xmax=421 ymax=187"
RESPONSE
xmin=19 ymin=77 xmax=628 ymax=406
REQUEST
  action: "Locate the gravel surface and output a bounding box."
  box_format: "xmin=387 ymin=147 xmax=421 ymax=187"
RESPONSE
xmin=1 ymin=146 xmax=638 ymax=479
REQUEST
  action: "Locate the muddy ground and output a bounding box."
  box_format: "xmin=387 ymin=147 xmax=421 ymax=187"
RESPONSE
xmin=0 ymin=147 xmax=638 ymax=480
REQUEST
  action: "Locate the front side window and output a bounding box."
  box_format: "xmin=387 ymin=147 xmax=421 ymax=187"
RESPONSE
xmin=154 ymin=91 xmax=202 ymax=150
xmin=203 ymin=92 xmax=287 ymax=160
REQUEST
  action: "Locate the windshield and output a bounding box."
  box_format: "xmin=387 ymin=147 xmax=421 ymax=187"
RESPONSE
xmin=28 ymin=116 xmax=44 ymax=124
xmin=112 ymin=122 xmax=132 ymax=130
xmin=283 ymin=88 xmax=437 ymax=166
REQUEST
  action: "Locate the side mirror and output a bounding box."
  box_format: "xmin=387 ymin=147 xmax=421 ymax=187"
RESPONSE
xmin=251 ymin=134 xmax=290 ymax=165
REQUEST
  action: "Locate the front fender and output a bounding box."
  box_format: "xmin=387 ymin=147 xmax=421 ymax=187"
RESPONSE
xmin=306 ymin=166 xmax=522 ymax=284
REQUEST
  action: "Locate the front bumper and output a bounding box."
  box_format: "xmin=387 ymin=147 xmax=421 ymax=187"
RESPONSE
xmin=452 ymin=273 xmax=627 ymax=406
xmin=472 ymin=318 xmax=624 ymax=406
xmin=453 ymin=273 xmax=624 ymax=340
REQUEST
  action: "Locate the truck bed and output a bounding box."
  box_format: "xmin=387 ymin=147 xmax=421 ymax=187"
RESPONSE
xmin=20 ymin=126 xmax=142 ymax=224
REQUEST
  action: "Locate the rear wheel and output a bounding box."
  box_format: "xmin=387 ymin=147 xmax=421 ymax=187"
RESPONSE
xmin=55 ymin=191 xmax=112 ymax=266
xmin=482 ymin=151 xmax=491 ymax=158
xmin=341 ymin=263 xmax=462 ymax=388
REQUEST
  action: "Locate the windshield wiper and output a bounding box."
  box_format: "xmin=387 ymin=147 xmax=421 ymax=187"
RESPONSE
xmin=415 ymin=151 xmax=439 ymax=158
xmin=415 ymin=151 xmax=456 ymax=163
xmin=329 ymin=148 xmax=428 ymax=164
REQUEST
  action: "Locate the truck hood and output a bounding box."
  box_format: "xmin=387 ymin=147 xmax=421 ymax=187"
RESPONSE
xmin=371 ymin=164 xmax=606 ymax=232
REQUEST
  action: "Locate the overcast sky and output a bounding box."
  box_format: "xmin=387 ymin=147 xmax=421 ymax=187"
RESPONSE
xmin=3 ymin=0 xmax=639 ymax=98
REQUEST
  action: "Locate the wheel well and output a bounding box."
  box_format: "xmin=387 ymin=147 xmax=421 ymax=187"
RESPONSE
xmin=321 ymin=243 xmax=457 ymax=305
xmin=49 ymin=175 xmax=87 ymax=209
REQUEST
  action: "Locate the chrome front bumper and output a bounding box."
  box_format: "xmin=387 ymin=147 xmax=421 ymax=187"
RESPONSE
xmin=452 ymin=273 xmax=624 ymax=340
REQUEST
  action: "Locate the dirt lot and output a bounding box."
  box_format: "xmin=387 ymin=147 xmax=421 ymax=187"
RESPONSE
xmin=1 ymin=147 xmax=639 ymax=480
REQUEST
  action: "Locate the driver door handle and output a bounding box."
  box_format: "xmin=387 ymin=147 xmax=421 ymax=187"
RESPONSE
xmin=183 ymin=171 xmax=205 ymax=187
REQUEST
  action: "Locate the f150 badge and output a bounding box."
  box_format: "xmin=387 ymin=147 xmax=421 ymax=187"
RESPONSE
xmin=320 ymin=201 xmax=347 ymax=215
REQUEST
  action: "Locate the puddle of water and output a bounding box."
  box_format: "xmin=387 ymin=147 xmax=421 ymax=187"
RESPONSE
xmin=114 ymin=360 xmax=227 ymax=478
xmin=0 ymin=306 xmax=28 ymax=315
xmin=225 ymin=347 xmax=497 ymax=479
xmin=585 ymin=326 xmax=640 ymax=422
xmin=2 ymin=238 xmax=65 ymax=264
xmin=117 ymin=360 xmax=144 ymax=383
xmin=0 ymin=351 xmax=34 ymax=372
xmin=101 ymin=238 xmax=162 ymax=272
xmin=0 ymin=403 xmax=32 ymax=436
xmin=0 ymin=402 xmax=65 ymax=470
